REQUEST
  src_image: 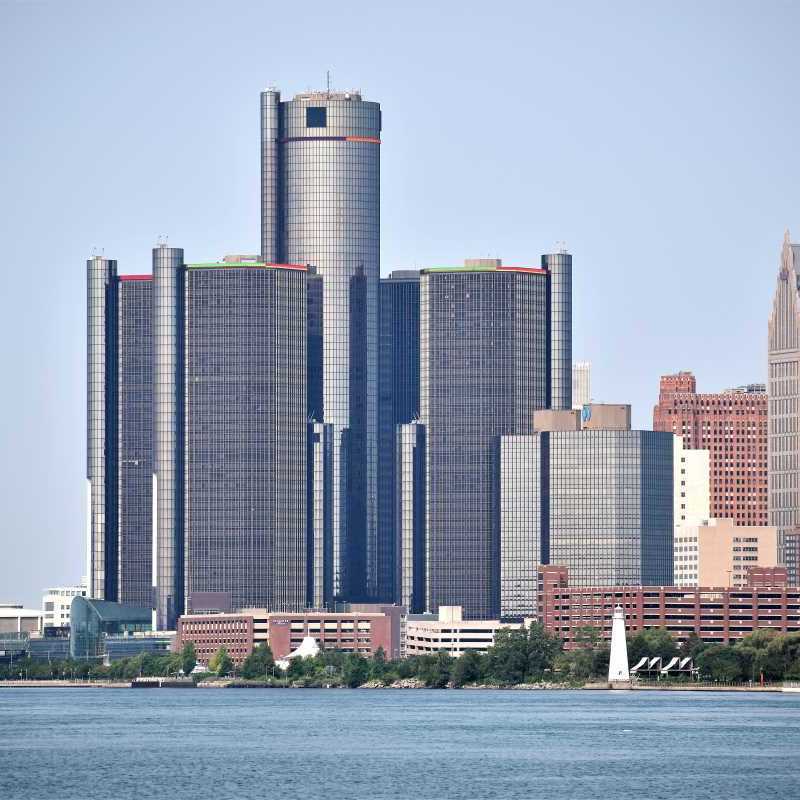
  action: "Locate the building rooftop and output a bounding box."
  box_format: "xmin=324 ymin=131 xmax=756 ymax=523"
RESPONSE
xmin=422 ymin=258 xmax=546 ymax=275
xmin=185 ymin=262 xmax=307 ymax=271
xmin=292 ymin=90 xmax=363 ymax=102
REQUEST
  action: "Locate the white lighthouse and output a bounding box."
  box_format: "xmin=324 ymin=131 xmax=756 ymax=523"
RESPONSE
xmin=608 ymin=604 xmax=630 ymax=685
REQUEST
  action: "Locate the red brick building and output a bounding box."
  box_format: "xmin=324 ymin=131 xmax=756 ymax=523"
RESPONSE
xmin=176 ymin=606 xmax=402 ymax=666
xmin=653 ymin=371 xmax=768 ymax=525
xmin=537 ymin=566 xmax=798 ymax=648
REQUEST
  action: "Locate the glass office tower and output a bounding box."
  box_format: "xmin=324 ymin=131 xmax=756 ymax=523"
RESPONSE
xmin=153 ymin=244 xmax=185 ymax=630
xmin=117 ymin=276 xmax=154 ymax=607
xmin=87 ymin=259 xmax=154 ymax=607
xmin=500 ymin=429 xmax=674 ymax=619
xmin=87 ymin=256 xmax=118 ymax=601
xmin=261 ymin=88 xmax=381 ymax=601
xmin=420 ymin=259 xmax=560 ymax=620
xmin=377 ymin=271 xmax=420 ymax=601
xmin=396 ymin=421 xmax=426 ymax=612
xmin=183 ymin=262 xmax=307 ymax=612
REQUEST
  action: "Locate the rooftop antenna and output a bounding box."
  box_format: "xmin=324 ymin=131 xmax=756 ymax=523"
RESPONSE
xmin=326 ymin=70 xmax=331 ymax=97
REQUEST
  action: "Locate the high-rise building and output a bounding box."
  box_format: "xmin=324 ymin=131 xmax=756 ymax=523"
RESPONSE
xmin=181 ymin=261 xmax=307 ymax=614
xmin=377 ymin=270 xmax=420 ymax=602
xmin=420 ymin=255 xmax=571 ymax=619
xmin=571 ymin=361 xmax=591 ymax=410
xmin=87 ymin=256 xmax=118 ymax=602
xmin=87 ymin=259 xmax=154 ymax=607
xmin=89 ymin=247 xmax=309 ymax=630
xmin=261 ymin=88 xmax=381 ymax=601
xmin=499 ymin=406 xmax=674 ymax=619
xmin=673 ymin=518 xmax=778 ymax=588
xmin=117 ymin=276 xmax=154 ymax=607
xmin=785 ymin=529 xmax=800 ymax=586
xmin=653 ymin=371 xmax=767 ymax=526
xmin=673 ymin=436 xmax=710 ymax=529
xmin=768 ymin=230 xmax=800 ymax=564
xmin=395 ymin=421 xmax=425 ymax=612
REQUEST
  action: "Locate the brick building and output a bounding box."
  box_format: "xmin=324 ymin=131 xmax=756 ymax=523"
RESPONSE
xmin=653 ymin=372 xmax=767 ymax=526
xmin=175 ymin=606 xmax=402 ymax=666
xmin=537 ymin=565 xmax=798 ymax=648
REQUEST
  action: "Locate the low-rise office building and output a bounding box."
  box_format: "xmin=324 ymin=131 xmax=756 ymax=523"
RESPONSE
xmin=42 ymin=583 xmax=87 ymax=629
xmin=673 ymin=518 xmax=778 ymax=587
xmin=537 ymin=565 xmax=799 ymax=648
xmin=404 ymin=606 xmax=521 ymax=657
xmin=0 ymin=605 xmax=42 ymax=635
xmin=176 ymin=606 xmax=402 ymax=666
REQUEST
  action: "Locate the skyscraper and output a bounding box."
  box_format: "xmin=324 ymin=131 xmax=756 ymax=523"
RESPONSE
xmin=768 ymin=230 xmax=800 ymax=564
xmin=261 ymin=88 xmax=381 ymax=600
xmin=499 ymin=407 xmax=674 ymax=620
xmin=87 ymin=256 xmax=118 ymax=602
xmin=653 ymin=371 xmax=767 ymax=526
xmin=182 ymin=261 xmax=307 ymax=613
xmin=377 ymin=270 xmax=420 ymax=601
xmin=420 ymin=256 xmax=570 ymax=619
xmin=116 ymin=276 xmax=154 ymax=607
xmin=87 ymin=259 xmax=153 ymax=607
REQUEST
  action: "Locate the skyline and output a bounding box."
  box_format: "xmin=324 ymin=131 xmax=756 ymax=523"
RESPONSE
xmin=3 ymin=1 xmax=800 ymax=605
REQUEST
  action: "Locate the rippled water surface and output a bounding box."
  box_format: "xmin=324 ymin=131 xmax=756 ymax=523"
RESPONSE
xmin=1 ymin=688 xmax=798 ymax=799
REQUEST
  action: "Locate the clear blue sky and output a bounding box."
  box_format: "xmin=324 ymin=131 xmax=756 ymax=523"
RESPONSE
xmin=1 ymin=0 xmax=797 ymax=606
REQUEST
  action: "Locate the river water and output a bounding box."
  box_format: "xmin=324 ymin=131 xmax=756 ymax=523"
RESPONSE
xmin=1 ymin=688 xmax=798 ymax=799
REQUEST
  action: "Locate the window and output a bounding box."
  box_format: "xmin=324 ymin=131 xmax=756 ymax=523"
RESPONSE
xmin=307 ymin=107 xmax=326 ymax=128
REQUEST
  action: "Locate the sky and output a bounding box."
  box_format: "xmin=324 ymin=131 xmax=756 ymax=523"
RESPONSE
xmin=1 ymin=0 xmax=798 ymax=606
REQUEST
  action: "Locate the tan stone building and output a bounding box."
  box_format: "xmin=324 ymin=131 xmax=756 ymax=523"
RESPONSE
xmin=673 ymin=518 xmax=778 ymax=587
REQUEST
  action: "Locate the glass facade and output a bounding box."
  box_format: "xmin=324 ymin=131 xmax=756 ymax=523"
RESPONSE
xmin=307 ymin=421 xmax=333 ymax=608
xmin=261 ymin=89 xmax=381 ymax=601
xmin=500 ymin=430 xmax=674 ymax=619
xmin=396 ymin=422 xmax=426 ymax=612
xmin=542 ymin=252 xmax=572 ymax=411
xmin=153 ymin=244 xmax=185 ymax=630
xmin=87 ymin=256 xmax=118 ymax=601
xmin=548 ymin=430 xmax=673 ymax=588
xmin=377 ymin=271 xmax=420 ymax=601
xmin=183 ymin=264 xmax=307 ymax=612
xmin=499 ymin=435 xmax=543 ymax=619
xmin=117 ymin=278 xmax=153 ymax=607
xmin=69 ymin=597 xmax=151 ymax=660
xmin=420 ymin=265 xmax=552 ymax=619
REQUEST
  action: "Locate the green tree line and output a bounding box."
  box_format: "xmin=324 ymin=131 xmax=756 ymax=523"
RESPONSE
xmin=5 ymin=627 xmax=800 ymax=686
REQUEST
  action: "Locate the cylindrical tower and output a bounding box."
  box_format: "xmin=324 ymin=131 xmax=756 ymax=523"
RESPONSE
xmin=87 ymin=256 xmax=118 ymax=600
xmin=260 ymin=88 xmax=281 ymax=263
xmin=152 ymin=243 xmax=184 ymax=630
xmin=276 ymin=90 xmax=381 ymax=600
xmin=542 ymin=251 xmax=572 ymax=410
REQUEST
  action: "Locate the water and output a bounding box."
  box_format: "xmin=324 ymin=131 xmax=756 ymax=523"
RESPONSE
xmin=1 ymin=688 xmax=798 ymax=799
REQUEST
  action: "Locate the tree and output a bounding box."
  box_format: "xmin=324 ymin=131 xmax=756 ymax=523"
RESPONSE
xmin=451 ymin=650 xmax=483 ymax=687
xmin=526 ymin=623 xmax=562 ymax=679
xmin=180 ymin=642 xmax=197 ymax=675
xmin=627 ymin=628 xmax=678 ymax=666
xmin=368 ymin=646 xmax=387 ymax=683
xmin=241 ymin=643 xmax=275 ymax=680
xmin=209 ymin=647 xmax=233 ymax=677
xmin=696 ymin=645 xmax=742 ymax=682
xmin=485 ymin=628 xmax=528 ymax=685
xmin=342 ymin=653 xmax=369 ymax=688
xmin=418 ymin=651 xmax=452 ymax=688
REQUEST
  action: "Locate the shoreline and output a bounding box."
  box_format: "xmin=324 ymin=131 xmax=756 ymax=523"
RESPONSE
xmin=0 ymin=679 xmax=787 ymax=693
